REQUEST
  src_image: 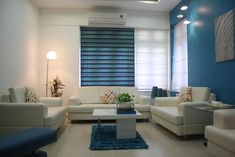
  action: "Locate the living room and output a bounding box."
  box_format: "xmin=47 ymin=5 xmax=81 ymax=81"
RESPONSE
xmin=0 ymin=0 xmax=235 ymax=157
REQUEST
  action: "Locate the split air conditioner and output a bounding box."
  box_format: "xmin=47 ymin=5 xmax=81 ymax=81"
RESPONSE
xmin=88 ymin=12 xmax=126 ymax=26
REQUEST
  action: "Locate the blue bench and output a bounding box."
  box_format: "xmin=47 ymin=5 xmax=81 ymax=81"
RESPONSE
xmin=0 ymin=128 xmax=57 ymax=157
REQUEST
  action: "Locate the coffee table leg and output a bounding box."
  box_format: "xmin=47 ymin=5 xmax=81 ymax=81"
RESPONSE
xmin=116 ymin=119 xmax=136 ymax=139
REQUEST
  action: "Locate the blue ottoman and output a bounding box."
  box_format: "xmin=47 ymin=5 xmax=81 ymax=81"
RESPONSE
xmin=0 ymin=128 xmax=57 ymax=157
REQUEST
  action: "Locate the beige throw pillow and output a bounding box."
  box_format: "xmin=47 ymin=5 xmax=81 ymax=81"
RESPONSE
xmin=25 ymin=87 xmax=40 ymax=103
xmin=178 ymin=87 xmax=192 ymax=104
xmin=100 ymin=89 xmax=117 ymax=104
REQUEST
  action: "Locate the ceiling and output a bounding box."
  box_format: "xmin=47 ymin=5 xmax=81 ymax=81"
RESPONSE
xmin=35 ymin=0 xmax=181 ymax=12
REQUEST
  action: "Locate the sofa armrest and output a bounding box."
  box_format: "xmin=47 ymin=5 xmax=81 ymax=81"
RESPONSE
xmin=178 ymin=101 xmax=213 ymax=124
xmin=154 ymin=97 xmax=178 ymax=106
xmin=214 ymin=109 xmax=235 ymax=129
xmin=138 ymin=95 xmax=151 ymax=105
xmin=0 ymin=103 xmax=46 ymax=127
xmin=68 ymin=96 xmax=81 ymax=106
xmin=39 ymin=97 xmax=62 ymax=107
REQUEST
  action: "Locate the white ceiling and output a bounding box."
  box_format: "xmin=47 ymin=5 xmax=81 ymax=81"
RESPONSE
xmin=35 ymin=0 xmax=181 ymax=12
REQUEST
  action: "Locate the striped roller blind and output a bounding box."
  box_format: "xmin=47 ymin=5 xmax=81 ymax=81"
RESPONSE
xmin=80 ymin=27 xmax=135 ymax=86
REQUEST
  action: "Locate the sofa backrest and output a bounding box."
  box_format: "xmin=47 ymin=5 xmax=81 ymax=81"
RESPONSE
xmin=191 ymin=87 xmax=210 ymax=101
xmin=119 ymin=87 xmax=139 ymax=103
xmin=79 ymin=87 xmax=99 ymax=104
xmin=78 ymin=86 xmax=139 ymax=104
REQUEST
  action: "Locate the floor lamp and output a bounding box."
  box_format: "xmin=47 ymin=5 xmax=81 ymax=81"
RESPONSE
xmin=46 ymin=51 xmax=57 ymax=97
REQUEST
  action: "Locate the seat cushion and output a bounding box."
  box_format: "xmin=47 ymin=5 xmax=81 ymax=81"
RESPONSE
xmin=135 ymin=104 xmax=151 ymax=112
xmin=151 ymin=106 xmax=183 ymax=125
xmin=44 ymin=107 xmax=67 ymax=127
xmin=68 ymin=104 xmax=151 ymax=113
xmin=205 ymin=126 xmax=235 ymax=153
xmin=68 ymin=104 xmax=116 ymax=113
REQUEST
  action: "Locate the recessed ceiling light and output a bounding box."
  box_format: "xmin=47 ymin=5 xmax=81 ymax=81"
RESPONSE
xmin=183 ymin=20 xmax=191 ymax=25
xmin=177 ymin=14 xmax=184 ymax=18
xmin=181 ymin=5 xmax=188 ymax=10
xmin=138 ymin=0 xmax=160 ymax=4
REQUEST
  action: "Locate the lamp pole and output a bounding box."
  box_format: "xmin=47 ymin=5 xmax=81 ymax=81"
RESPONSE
xmin=46 ymin=59 xmax=49 ymax=97
xmin=46 ymin=51 xmax=57 ymax=97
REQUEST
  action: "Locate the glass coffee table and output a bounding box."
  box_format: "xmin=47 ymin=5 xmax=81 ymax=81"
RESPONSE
xmin=92 ymin=109 xmax=142 ymax=139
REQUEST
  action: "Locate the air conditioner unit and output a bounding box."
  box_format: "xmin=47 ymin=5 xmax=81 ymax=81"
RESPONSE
xmin=88 ymin=12 xmax=126 ymax=26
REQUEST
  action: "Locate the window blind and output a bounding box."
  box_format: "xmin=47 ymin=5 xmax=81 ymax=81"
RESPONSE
xmin=172 ymin=20 xmax=188 ymax=91
xmin=135 ymin=29 xmax=169 ymax=91
xmin=80 ymin=27 xmax=135 ymax=86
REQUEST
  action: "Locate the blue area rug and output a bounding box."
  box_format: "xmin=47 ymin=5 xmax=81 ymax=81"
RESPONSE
xmin=90 ymin=125 xmax=149 ymax=150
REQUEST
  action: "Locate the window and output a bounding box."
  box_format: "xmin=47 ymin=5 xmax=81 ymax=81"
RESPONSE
xmin=135 ymin=29 xmax=169 ymax=91
xmin=172 ymin=20 xmax=188 ymax=91
xmin=80 ymin=27 xmax=135 ymax=86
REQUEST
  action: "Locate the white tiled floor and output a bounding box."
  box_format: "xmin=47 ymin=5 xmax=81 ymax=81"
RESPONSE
xmin=42 ymin=121 xmax=213 ymax=157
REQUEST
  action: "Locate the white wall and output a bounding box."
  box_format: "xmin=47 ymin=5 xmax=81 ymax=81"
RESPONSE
xmin=0 ymin=0 xmax=39 ymax=94
xmin=39 ymin=8 xmax=169 ymax=103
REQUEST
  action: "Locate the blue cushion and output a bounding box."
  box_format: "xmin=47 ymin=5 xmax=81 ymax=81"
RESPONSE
xmin=0 ymin=128 xmax=57 ymax=157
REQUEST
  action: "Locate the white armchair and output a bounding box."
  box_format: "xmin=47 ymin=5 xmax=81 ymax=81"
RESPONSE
xmin=151 ymin=87 xmax=215 ymax=136
xmin=205 ymin=109 xmax=235 ymax=157
xmin=0 ymin=87 xmax=67 ymax=136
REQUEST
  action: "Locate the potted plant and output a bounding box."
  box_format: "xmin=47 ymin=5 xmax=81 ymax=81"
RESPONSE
xmin=116 ymin=93 xmax=135 ymax=112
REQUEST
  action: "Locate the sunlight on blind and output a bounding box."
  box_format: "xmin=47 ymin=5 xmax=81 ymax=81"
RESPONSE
xmin=172 ymin=20 xmax=188 ymax=91
xmin=135 ymin=29 xmax=169 ymax=91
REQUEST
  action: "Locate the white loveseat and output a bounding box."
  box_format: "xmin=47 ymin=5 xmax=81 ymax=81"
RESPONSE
xmin=68 ymin=86 xmax=151 ymax=121
xmin=205 ymin=109 xmax=235 ymax=157
xmin=0 ymin=87 xmax=67 ymax=136
xmin=151 ymin=87 xmax=215 ymax=136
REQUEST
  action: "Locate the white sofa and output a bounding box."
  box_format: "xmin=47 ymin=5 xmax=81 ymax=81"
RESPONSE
xmin=68 ymin=86 xmax=151 ymax=120
xmin=205 ymin=109 xmax=235 ymax=157
xmin=0 ymin=87 xmax=67 ymax=136
xmin=151 ymin=87 xmax=215 ymax=136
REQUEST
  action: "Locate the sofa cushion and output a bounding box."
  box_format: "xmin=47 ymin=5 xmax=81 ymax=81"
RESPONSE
xmin=119 ymin=87 xmax=139 ymax=103
xmin=151 ymin=106 xmax=183 ymax=125
xmin=8 ymin=87 xmax=26 ymax=103
xmin=205 ymin=126 xmax=235 ymax=153
xmin=192 ymin=87 xmax=210 ymax=101
xmin=135 ymin=104 xmax=151 ymax=112
xmin=100 ymin=89 xmax=118 ymax=104
xmin=44 ymin=107 xmax=67 ymax=127
xmin=98 ymin=87 xmax=120 ymax=103
xmin=68 ymin=104 xmax=116 ymax=113
xmin=68 ymin=104 xmax=151 ymax=113
xmin=178 ymin=87 xmax=192 ymax=104
xmin=25 ymin=87 xmax=40 ymax=103
xmin=79 ymin=87 xmax=99 ymax=104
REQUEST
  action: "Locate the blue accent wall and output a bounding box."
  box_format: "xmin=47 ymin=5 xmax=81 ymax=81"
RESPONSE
xmin=170 ymin=0 xmax=235 ymax=104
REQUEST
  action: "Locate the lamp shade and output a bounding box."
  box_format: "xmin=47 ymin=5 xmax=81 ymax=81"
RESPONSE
xmin=47 ymin=51 xmax=57 ymax=60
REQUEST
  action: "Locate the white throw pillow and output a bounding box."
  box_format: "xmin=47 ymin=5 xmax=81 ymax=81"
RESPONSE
xmin=8 ymin=87 xmax=26 ymax=103
xmin=178 ymin=87 xmax=192 ymax=104
xmin=25 ymin=87 xmax=40 ymax=103
xmin=100 ymin=89 xmax=117 ymax=104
